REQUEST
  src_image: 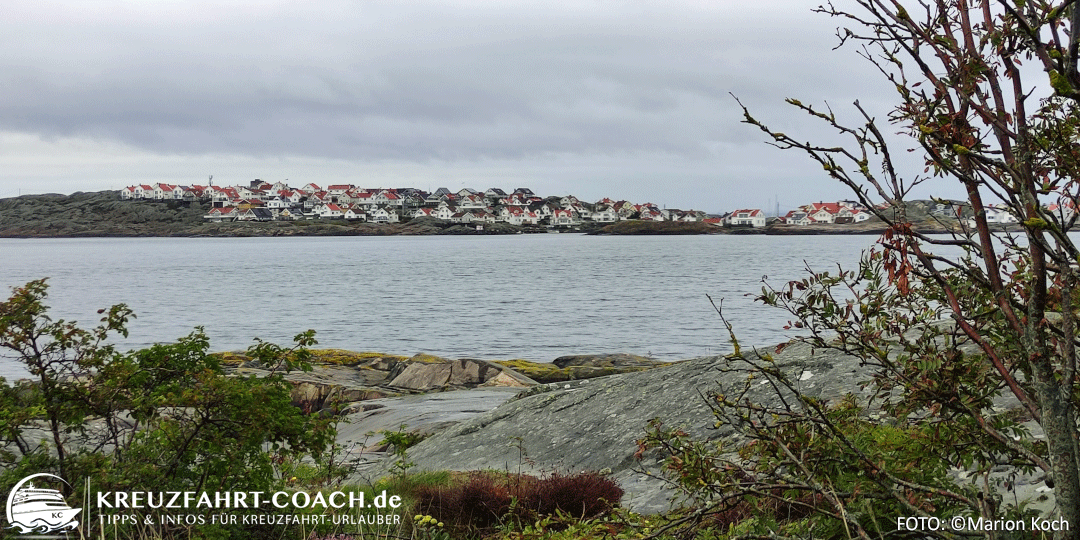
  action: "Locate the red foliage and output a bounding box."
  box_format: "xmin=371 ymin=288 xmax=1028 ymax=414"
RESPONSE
xmin=416 ymin=471 xmax=624 ymax=533
xmin=517 ymin=471 xmax=624 ymax=519
xmin=416 ymin=473 xmax=513 ymax=529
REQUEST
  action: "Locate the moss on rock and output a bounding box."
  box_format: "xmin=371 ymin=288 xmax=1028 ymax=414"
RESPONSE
xmin=212 ymin=352 xmax=250 ymax=366
xmin=407 ymin=353 xmax=451 ymax=364
xmin=308 ymin=349 xmax=409 ymax=366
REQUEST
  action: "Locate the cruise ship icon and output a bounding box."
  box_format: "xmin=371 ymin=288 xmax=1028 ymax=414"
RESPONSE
xmin=5 ymin=474 xmax=81 ymax=534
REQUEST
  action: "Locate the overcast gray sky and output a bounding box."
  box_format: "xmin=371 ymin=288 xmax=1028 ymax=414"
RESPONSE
xmin=0 ymin=0 xmax=967 ymax=213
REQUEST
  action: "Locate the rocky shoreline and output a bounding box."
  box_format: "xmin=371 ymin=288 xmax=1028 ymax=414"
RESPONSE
xmin=293 ymin=344 xmax=879 ymax=512
xmin=232 ymin=345 xmax=1049 ymax=515
xmin=222 ymin=349 xmax=669 ymax=413
xmin=11 ymin=343 xmax=1049 ymax=515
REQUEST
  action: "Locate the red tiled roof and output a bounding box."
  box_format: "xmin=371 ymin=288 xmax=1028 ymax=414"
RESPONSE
xmin=731 ymin=209 xmax=762 ymax=217
xmin=806 ymin=202 xmax=842 ymax=214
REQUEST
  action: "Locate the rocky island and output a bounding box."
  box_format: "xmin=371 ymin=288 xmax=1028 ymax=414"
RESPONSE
xmin=0 ymin=189 xmax=999 ymax=238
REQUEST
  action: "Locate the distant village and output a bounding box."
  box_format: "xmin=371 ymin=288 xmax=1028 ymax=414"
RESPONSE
xmin=118 ymin=179 xmax=913 ymax=228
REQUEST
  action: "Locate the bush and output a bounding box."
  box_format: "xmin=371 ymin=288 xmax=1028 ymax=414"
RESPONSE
xmin=520 ymin=471 xmax=625 ymax=520
xmin=417 ymin=473 xmax=512 ymax=530
xmin=0 ymin=279 xmax=336 ymax=539
xmin=415 ymin=471 xmax=623 ymax=535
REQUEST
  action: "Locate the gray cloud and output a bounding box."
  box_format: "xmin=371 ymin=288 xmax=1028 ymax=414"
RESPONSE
xmin=0 ymin=0 xmax=950 ymax=210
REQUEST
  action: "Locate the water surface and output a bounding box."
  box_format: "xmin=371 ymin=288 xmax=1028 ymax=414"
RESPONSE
xmin=0 ymin=234 xmax=878 ymax=379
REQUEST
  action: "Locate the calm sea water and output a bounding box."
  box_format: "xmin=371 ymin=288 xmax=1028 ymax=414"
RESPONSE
xmin=0 ymin=234 xmax=878 ymax=379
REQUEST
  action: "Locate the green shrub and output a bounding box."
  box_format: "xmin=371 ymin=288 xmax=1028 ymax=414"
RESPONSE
xmin=0 ymin=279 xmax=336 ymax=539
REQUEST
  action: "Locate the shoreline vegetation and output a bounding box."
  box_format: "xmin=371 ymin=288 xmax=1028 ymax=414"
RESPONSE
xmin=0 ymin=190 xmax=995 ymax=238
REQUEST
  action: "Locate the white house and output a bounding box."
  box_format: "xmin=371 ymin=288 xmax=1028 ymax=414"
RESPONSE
xmin=501 ymin=193 xmax=530 ymax=207
xmin=304 ymin=192 xmax=331 ymax=210
xmin=370 ymin=206 xmax=399 ymax=223
xmin=425 ymin=190 xmax=451 ymax=205
xmin=665 ymin=209 xmax=701 ymax=222
xmin=592 ymin=208 xmax=618 ymax=223
xmin=843 ymin=208 xmax=872 ymax=223
xmin=373 ymin=191 xmax=403 ymax=207
xmin=782 ymin=210 xmax=812 ymax=225
xmin=161 ymin=184 xmax=186 ymax=200
xmin=315 ymin=203 xmax=344 ymax=219
xmin=278 ymin=190 xmax=304 ymax=204
xmin=991 ymin=205 xmax=1018 ymax=223
xmin=550 ymin=208 xmax=579 ymax=226
xmin=459 ymin=194 xmax=487 ymax=209
xmin=203 ymin=207 xmax=239 ymax=222
xmin=639 ymin=208 xmax=664 ymax=221
xmin=614 ymin=202 xmax=637 ymax=218
xmin=470 ymin=210 xmax=497 ymax=223
xmin=435 ymin=204 xmax=457 ymax=220
xmin=968 ymin=204 xmax=1018 ymax=226
xmin=208 ymin=186 xmax=237 ymax=205
xmin=500 ymin=206 xmax=539 ymax=225
xmin=233 ymin=186 xmax=259 ymax=200
xmin=726 ymin=209 xmax=766 ymax=227
xmin=533 ymin=203 xmax=557 ymax=220
xmin=267 ymin=181 xmax=290 ymax=193
xmin=139 ymin=184 xmax=157 ymax=199
xmin=265 ymin=198 xmax=290 ymax=210
xmin=805 ymin=203 xmax=839 ymax=224
xmin=151 ymin=184 xmax=173 ymax=200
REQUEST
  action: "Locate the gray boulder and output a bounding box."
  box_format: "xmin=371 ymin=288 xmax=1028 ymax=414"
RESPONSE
xmin=232 ymin=363 xmax=399 ymax=413
xmin=551 ymin=353 xmax=663 ymax=369
xmin=387 ymin=358 xmax=537 ymax=391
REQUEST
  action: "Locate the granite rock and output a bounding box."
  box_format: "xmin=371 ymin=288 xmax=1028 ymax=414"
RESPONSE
xmin=551 ymin=353 xmax=665 ymax=369
xmin=381 ymin=341 xmax=874 ymax=513
xmin=387 ymin=358 xmax=537 ymax=391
